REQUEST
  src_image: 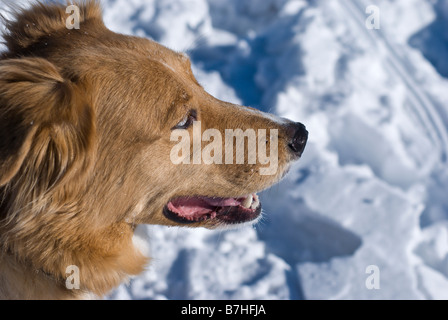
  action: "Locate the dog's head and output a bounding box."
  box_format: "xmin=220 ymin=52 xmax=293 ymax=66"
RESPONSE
xmin=0 ymin=1 xmax=308 ymax=231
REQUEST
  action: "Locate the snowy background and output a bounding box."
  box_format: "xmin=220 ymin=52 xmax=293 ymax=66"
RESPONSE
xmin=2 ymin=0 xmax=448 ymax=299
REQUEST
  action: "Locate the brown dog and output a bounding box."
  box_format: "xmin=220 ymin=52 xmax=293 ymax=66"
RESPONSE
xmin=0 ymin=1 xmax=307 ymax=299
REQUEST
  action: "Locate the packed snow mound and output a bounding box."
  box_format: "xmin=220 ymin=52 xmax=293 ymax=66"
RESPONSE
xmin=2 ymin=0 xmax=448 ymax=299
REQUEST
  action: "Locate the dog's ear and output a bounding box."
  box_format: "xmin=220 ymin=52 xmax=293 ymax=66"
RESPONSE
xmin=0 ymin=58 xmax=95 ymax=188
xmin=2 ymin=1 xmax=104 ymax=55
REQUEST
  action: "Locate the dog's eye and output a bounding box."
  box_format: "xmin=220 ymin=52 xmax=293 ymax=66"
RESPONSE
xmin=173 ymin=110 xmax=197 ymax=130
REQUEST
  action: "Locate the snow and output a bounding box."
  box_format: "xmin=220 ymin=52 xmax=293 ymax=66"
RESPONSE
xmin=2 ymin=0 xmax=448 ymax=300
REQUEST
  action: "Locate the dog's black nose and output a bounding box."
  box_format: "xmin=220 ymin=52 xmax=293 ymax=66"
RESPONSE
xmin=286 ymin=122 xmax=308 ymax=157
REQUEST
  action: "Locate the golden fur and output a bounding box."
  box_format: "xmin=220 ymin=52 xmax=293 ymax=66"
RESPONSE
xmin=0 ymin=1 xmax=305 ymax=299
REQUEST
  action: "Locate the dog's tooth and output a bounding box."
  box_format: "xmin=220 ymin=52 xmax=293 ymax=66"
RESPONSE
xmin=241 ymin=194 xmax=253 ymax=208
xmin=251 ymin=194 xmax=259 ymax=209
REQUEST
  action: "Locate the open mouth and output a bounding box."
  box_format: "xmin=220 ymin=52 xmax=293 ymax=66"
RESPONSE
xmin=163 ymin=194 xmax=261 ymax=225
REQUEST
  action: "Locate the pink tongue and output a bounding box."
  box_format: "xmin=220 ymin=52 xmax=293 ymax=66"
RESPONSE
xmin=167 ymin=197 xmax=241 ymax=218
